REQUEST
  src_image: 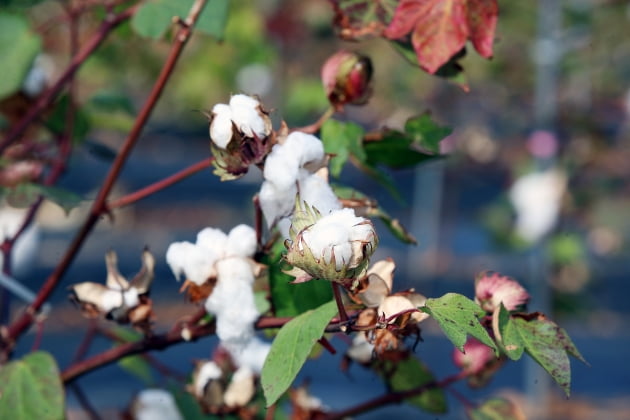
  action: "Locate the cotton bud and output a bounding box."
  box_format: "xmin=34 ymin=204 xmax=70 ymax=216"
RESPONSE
xmin=321 ymin=50 xmax=373 ymax=110
xmin=475 ymin=271 xmax=530 ymax=312
xmin=207 ymin=94 xmax=273 ymax=180
xmin=285 ymin=203 xmax=378 ymax=285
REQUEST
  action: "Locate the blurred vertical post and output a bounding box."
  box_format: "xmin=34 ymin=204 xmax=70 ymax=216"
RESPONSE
xmin=527 ymin=0 xmax=563 ymax=417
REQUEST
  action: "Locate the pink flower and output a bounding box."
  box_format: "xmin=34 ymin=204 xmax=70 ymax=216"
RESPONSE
xmin=475 ymin=271 xmax=529 ymax=312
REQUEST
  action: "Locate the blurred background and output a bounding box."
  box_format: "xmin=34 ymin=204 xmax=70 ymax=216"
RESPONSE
xmin=2 ymin=0 xmax=630 ymax=418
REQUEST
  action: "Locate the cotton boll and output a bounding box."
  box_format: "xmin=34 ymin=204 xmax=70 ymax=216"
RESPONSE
xmin=194 ymin=361 xmax=222 ymax=398
xmin=226 ymin=225 xmax=257 ymax=258
xmin=210 ymin=104 xmax=234 ymax=148
xmin=216 ymin=258 xmax=256 ymax=286
xmin=229 ymin=94 xmax=267 ymax=138
xmin=298 ymin=172 xmax=341 ymax=216
xmin=259 ymin=180 xmax=296 ymax=227
xmin=196 ymin=227 xmax=228 ymax=257
xmin=133 ymin=389 xmax=183 ymax=420
xmin=166 ymin=242 xmax=216 ymax=285
xmin=347 ymin=333 xmax=374 ymax=364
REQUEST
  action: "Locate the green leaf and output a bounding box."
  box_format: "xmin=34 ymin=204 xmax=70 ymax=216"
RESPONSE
xmin=332 ymin=185 xmax=417 ymax=244
xmin=404 ymin=113 xmax=452 ymax=154
xmin=261 ymin=300 xmax=338 ymax=407
xmin=0 ymin=13 xmax=41 ymax=100
xmin=321 ymin=119 xmax=366 ymax=177
xmin=37 ymin=185 xmax=83 ymax=214
xmin=363 ymin=113 xmax=451 ymax=169
xmin=467 ymin=397 xmax=524 ymax=420
xmin=265 ymin=240 xmax=332 ymax=317
xmin=0 ymin=351 xmax=64 ymax=420
xmin=131 ymin=0 xmax=229 ymax=40
xmin=382 ymin=356 xmax=447 ymax=414
xmin=421 ymin=293 xmax=498 ymax=354
xmin=118 ymin=355 xmax=153 ymax=384
xmin=493 ymin=303 xmax=524 ymax=361
xmin=507 ymin=315 xmax=587 ymax=396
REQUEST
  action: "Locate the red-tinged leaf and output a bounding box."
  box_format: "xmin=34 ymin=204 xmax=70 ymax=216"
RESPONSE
xmin=329 ymin=0 xmax=399 ymax=39
xmin=468 ymin=0 xmax=498 ymax=58
xmin=384 ymin=0 xmax=498 ymax=74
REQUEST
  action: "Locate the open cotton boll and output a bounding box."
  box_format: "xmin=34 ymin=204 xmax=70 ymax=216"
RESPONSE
xmin=196 ymin=227 xmax=228 ymax=257
xmin=215 ymin=257 xmax=256 ymax=285
xmin=259 ymin=180 xmax=296 ymax=227
xmin=210 ymin=104 xmax=234 ymax=148
xmin=229 ymin=94 xmax=268 ymax=138
xmin=223 ymin=337 xmax=271 ymax=374
xmin=166 ymin=242 xmax=216 ymax=285
xmin=298 ymin=171 xmax=341 ymax=216
xmin=194 ymin=361 xmax=222 ymax=398
xmin=134 ymin=389 xmax=183 ymax=420
xmin=226 ymin=225 xmax=257 ymax=258
xmin=302 ymin=212 xmax=354 ymax=270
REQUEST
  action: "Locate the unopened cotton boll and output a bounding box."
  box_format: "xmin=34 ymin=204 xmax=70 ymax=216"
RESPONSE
xmin=229 ymin=94 xmax=268 ymax=139
xmin=210 ymin=104 xmax=234 ymax=148
xmin=226 ymin=224 xmax=257 ymax=258
xmin=133 ymin=389 xmax=183 ymax=420
xmin=166 ymin=242 xmax=216 ymax=285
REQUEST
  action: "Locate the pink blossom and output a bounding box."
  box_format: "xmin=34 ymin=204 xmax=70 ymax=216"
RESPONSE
xmin=475 ymin=271 xmax=529 ymax=312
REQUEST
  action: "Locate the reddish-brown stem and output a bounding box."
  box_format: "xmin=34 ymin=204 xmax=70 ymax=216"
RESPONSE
xmin=265 ymin=403 xmax=276 ymax=420
xmin=108 ymin=157 xmax=215 ymax=209
xmin=69 ymin=383 xmax=102 ymax=420
xmin=320 ymin=370 xmax=468 ymax=420
xmin=331 ymin=282 xmax=349 ymax=325
xmin=0 ymin=5 xmax=137 ymax=153
xmin=1 ymin=0 xmax=209 ymax=356
xmin=291 ymin=106 xmax=335 ymax=134
xmin=317 ymin=336 xmax=337 ymax=355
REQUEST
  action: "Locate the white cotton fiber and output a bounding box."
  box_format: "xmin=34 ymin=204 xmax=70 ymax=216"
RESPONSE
xmin=298 ymin=172 xmax=341 ymax=215
xmin=223 ymin=336 xmax=271 ymax=374
xmin=123 ymin=288 xmax=140 ymax=308
xmin=210 ymin=104 xmax=234 ymax=148
xmin=259 ymin=180 xmax=296 ymax=228
xmin=166 ymin=242 xmax=216 ymax=285
xmin=263 ymin=143 xmax=300 ymax=190
xmin=101 ymin=289 xmax=124 ymax=312
xmin=196 ymin=227 xmax=228 ymax=257
xmin=229 ymin=94 xmax=267 ymax=138
xmin=226 ymin=225 xmax=257 ymax=258
xmin=285 ymin=131 xmax=325 ymax=168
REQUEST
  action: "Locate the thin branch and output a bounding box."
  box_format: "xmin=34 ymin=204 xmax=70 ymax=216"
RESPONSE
xmin=1 ymin=0 xmax=210 ymax=357
xmin=69 ymin=383 xmax=103 ymax=420
xmin=0 ymin=5 xmax=138 ymax=153
xmin=320 ymin=370 xmax=468 ymax=420
xmin=108 ymin=157 xmax=214 ymax=209
xmin=291 ymin=106 xmax=335 ymax=134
